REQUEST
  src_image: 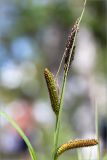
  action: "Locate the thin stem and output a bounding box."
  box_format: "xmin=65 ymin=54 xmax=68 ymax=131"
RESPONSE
xmin=77 ymin=149 xmax=82 ymax=160
xmin=53 ymin=1 xmax=87 ymax=159
xmin=53 ymin=71 xmax=67 ymax=160
xmin=95 ymin=102 xmax=100 ymax=160
xmin=55 ymin=51 xmax=66 ymax=79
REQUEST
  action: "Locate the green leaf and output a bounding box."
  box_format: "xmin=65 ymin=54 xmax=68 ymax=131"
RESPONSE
xmin=0 ymin=111 xmax=38 ymax=160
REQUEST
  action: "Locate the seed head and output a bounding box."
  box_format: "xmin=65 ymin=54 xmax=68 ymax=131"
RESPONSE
xmin=55 ymin=139 xmax=98 ymax=158
xmin=44 ymin=68 xmax=59 ymax=116
xmin=64 ymin=18 xmax=79 ymax=71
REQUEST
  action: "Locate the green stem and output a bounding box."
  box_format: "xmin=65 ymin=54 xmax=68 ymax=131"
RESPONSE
xmin=53 ymin=72 xmax=67 ymax=160
xmin=55 ymin=50 xmax=66 ymax=79
xmin=53 ymin=1 xmax=87 ymax=159
xmin=95 ymin=102 xmax=100 ymax=160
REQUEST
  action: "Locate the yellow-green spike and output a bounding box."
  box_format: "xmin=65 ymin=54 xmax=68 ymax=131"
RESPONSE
xmin=55 ymin=139 xmax=98 ymax=158
xmin=44 ymin=68 xmax=59 ymax=116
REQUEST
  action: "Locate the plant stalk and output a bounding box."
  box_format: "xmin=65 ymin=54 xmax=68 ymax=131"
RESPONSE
xmin=53 ymin=1 xmax=87 ymax=159
xmin=95 ymin=102 xmax=100 ymax=160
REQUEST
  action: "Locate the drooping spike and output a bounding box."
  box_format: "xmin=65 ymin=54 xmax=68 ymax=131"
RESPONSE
xmin=55 ymin=139 xmax=98 ymax=158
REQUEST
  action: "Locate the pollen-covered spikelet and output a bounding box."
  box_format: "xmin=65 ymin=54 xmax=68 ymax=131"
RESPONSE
xmin=64 ymin=18 xmax=79 ymax=71
xmin=55 ymin=139 xmax=98 ymax=158
xmin=44 ymin=68 xmax=59 ymax=115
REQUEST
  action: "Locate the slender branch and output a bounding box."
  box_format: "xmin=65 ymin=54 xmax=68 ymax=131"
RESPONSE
xmin=55 ymin=50 xmax=66 ymax=79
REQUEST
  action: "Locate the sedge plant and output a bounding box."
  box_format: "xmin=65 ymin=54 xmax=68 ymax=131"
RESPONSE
xmin=0 ymin=0 xmax=100 ymax=160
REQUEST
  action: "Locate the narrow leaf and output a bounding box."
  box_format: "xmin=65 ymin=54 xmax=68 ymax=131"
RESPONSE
xmin=0 ymin=111 xmax=38 ymax=160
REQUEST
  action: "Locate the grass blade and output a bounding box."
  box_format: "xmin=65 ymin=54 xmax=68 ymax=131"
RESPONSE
xmin=0 ymin=111 xmax=38 ymax=160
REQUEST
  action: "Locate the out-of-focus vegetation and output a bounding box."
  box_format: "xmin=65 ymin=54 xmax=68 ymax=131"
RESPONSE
xmin=0 ymin=0 xmax=107 ymax=160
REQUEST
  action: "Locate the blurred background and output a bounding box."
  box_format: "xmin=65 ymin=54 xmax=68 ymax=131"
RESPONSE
xmin=0 ymin=0 xmax=107 ymax=160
